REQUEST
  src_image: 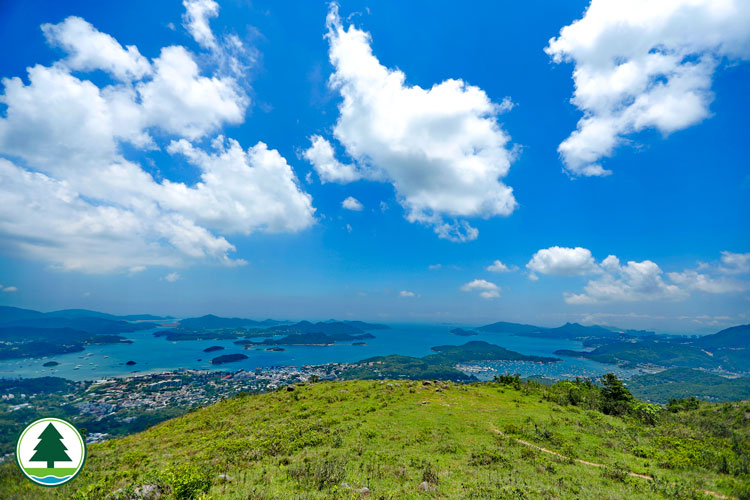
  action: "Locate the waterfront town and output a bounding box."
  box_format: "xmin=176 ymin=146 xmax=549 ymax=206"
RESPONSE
xmin=0 ymin=363 xmax=350 ymax=459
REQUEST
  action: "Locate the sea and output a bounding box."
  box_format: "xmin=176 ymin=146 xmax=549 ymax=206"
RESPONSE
xmin=0 ymin=323 xmax=641 ymax=382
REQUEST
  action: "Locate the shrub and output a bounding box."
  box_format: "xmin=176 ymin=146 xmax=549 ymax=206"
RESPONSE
xmin=160 ymin=463 xmax=212 ymax=500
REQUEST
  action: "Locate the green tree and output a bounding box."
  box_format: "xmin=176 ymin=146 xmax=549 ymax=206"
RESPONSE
xmin=30 ymin=423 xmax=71 ymax=468
xmin=600 ymin=373 xmax=633 ymax=416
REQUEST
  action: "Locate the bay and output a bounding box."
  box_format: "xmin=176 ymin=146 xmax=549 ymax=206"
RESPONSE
xmin=0 ymin=323 xmax=640 ymax=381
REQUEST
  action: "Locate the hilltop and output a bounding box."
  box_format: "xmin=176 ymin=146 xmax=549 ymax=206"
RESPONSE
xmin=1 ymin=378 xmax=747 ymax=499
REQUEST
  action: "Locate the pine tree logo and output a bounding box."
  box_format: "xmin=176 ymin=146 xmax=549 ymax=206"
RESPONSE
xmin=16 ymin=418 xmax=86 ymax=487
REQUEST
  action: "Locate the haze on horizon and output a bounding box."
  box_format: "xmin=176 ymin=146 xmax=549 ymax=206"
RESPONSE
xmin=0 ymin=0 xmax=748 ymax=334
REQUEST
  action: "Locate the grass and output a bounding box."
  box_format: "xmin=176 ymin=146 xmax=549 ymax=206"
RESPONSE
xmin=0 ymin=379 xmax=748 ymax=499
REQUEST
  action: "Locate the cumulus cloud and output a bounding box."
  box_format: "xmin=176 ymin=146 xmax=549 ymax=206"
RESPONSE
xmin=526 ymin=246 xmax=599 ymax=278
xmin=546 ymin=0 xmax=750 ymax=176
xmin=531 ymin=248 xmax=750 ymax=304
xmin=461 ymin=279 xmax=500 ymax=299
xmin=0 ymin=6 xmax=314 ymax=273
xmin=303 ymin=5 xmax=518 ymax=242
xmin=486 ymin=260 xmax=517 ymax=273
xmin=138 ymin=46 xmax=248 ymax=140
xmin=399 ymin=290 xmax=418 ymax=298
xmin=565 ymin=256 xmax=685 ymax=304
xmin=42 ymin=16 xmax=152 ymax=81
xmin=341 ymin=196 xmax=363 ymax=211
xmin=303 ymin=135 xmax=363 ymax=183
xmin=1 ymin=286 xmax=18 ymax=293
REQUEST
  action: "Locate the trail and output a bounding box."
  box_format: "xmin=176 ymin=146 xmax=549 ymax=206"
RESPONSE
xmin=488 ymin=425 xmax=733 ymax=499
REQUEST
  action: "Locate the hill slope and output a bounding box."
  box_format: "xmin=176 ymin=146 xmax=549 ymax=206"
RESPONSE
xmin=1 ymin=380 xmax=747 ymax=500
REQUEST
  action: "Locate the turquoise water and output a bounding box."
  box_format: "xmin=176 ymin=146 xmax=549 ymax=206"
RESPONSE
xmin=0 ymin=324 xmax=640 ymax=381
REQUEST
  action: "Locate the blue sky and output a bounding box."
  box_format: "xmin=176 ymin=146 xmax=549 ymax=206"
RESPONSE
xmin=0 ymin=0 xmax=748 ymax=332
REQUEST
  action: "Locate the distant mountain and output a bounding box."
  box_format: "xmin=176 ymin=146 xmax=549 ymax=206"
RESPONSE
xmin=477 ymin=321 xmax=546 ymax=335
xmin=555 ymin=339 xmax=726 ymax=370
xmin=539 ymin=322 xmax=619 ymax=340
xmin=3 ymin=317 xmax=157 ymax=334
xmin=47 ymin=309 xmax=172 ymax=321
xmin=177 ymin=315 xmax=285 ymax=330
xmin=0 ymin=306 xmax=45 ymax=323
xmin=177 ymin=315 xmax=264 ymax=330
xmin=266 ymin=321 xmax=366 ymax=336
xmin=46 ymin=309 xmax=121 ymax=320
xmin=691 ymin=324 xmax=750 ymax=349
xmin=249 ymin=332 xmax=375 ymax=346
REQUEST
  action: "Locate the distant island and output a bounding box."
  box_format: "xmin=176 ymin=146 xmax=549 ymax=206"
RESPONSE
xmin=203 ymin=346 xmax=225 ymax=353
xmin=450 ymin=327 xmax=478 ymax=337
xmin=210 ymin=354 xmax=248 ymax=365
xmin=341 ymin=341 xmax=560 ymax=381
xmin=247 ymin=331 xmax=375 ymax=347
xmin=0 ymin=306 xmax=155 ymax=361
xmin=154 ymin=319 xmax=386 ymax=344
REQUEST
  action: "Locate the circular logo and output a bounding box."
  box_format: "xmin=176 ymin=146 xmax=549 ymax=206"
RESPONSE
xmin=16 ymin=417 xmax=86 ymax=487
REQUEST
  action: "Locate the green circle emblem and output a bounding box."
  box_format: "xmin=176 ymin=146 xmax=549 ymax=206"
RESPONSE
xmin=16 ymin=417 xmax=86 ymax=487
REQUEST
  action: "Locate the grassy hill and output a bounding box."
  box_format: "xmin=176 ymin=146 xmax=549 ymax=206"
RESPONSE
xmin=1 ymin=379 xmax=748 ymax=500
xmin=627 ymin=368 xmax=750 ymax=403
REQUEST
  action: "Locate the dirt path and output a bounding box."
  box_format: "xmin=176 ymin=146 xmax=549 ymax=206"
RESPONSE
xmin=488 ymin=425 xmax=733 ymax=499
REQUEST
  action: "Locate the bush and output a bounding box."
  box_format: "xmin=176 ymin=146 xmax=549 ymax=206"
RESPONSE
xmin=160 ymin=463 xmax=212 ymax=500
xmin=631 ymin=401 xmax=662 ymax=426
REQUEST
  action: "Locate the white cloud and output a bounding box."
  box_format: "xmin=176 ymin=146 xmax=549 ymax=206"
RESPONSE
xmin=138 ymin=46 xmax=248 ymax=140
xmin=42 ymin=16 xmax=152 ymax=81
xmin=182 ymin=0 xmax=219 ymax=49
xmin=552 ymin=250 xmax=748 ymax=304
xmin=304 ymin=135 xmax=363 ymax=183
xmin=461 ymin=279 xmax=500 ymax=299
xmin=565 ymin=257 xmax=685 ymax=304
xmin=341 ymin=196 xmax=363 ymax=211
xmin=2 ymin=286 xmax=18 ymax=293
xmin=303 ymin=5 xmax=518 ymax=242
xmin=526 ymin=246 xmax=599 ymax=277
xmin=719 ymin=251 xmax=750 ymax=274
xmin=486 ymin=259 xmax=517 ymax=273
xmin=667 ymin=269 xmax=745 ymax=294
xmin=399 ymin=290 xmax=418 ymax=298
xmin=546 ymin=0 xmax=750 ymax=176
xmin=0 ymin=8 xmax=314 ymax=273
xmin=164 ymin=272 xmax=181 ymax=282
xmin=166 ymin=137 xmax=315 ymax=234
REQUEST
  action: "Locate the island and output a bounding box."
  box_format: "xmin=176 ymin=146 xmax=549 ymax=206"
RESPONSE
xmin=450 ymin=327 xmax=478 ymax=337
xmin=210 ymin=354 xmax=249 ymax=365
xmin=341 ymin=341 xmax=560 ymax=381
xmin=266 ymin=347 xmax=285 ymax=352
xmin=203 ymin=346 xmax=225 ymax=353
xmin=42 ymin=361 xmax=59 ymax=367
xmin=125 ymin=360 xmax=136 ymax=366
xmin=245 ymin=332 xmax=375 ymax=347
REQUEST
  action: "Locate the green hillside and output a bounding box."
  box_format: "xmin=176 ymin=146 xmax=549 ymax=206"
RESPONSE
xmin=1 ymin=379 xmax=748 ymax=500
xmin=627 ymin=368 xmax=750 ymax=403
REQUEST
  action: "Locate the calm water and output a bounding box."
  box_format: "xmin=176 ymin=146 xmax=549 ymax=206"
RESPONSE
xmin=0 ymin=324 xmax=641 ymax=381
